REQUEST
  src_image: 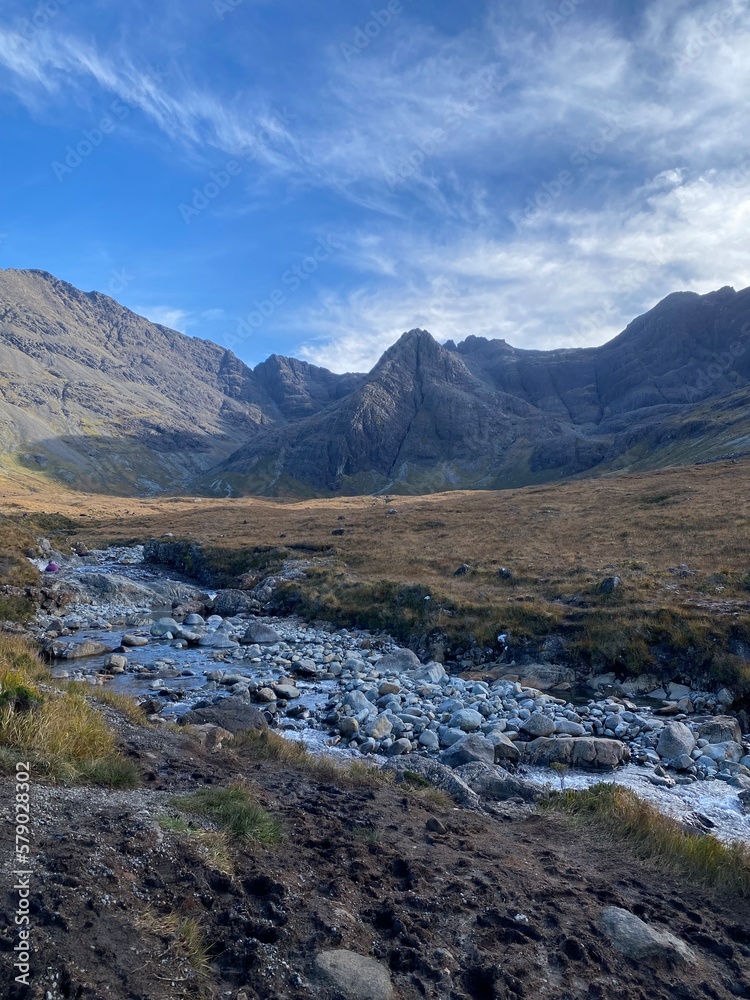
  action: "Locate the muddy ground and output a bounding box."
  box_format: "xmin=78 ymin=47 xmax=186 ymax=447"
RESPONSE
xmin=1 ymin=711 xmax=749 ymax=1000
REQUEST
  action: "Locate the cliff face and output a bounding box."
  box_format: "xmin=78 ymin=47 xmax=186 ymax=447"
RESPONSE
xmin=1 ymin=267 xmax=749 ymax=496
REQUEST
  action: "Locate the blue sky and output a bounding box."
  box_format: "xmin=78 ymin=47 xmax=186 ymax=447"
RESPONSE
xmin=0 ymin=0 xmax=749 ymax=372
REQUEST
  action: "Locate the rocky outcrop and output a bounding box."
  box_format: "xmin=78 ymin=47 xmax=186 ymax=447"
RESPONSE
xmin=524 ymin=737 xmax=629 ymax=770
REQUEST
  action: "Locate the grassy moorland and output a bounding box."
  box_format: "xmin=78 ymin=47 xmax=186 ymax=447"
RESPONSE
xmin=1 ymin=459 xmax=749 ymax=684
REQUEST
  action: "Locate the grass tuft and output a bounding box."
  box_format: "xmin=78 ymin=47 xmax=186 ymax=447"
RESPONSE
xmin=171 ymin=784 xmax=282 ymax=846
xmin=543 ymin=783 xmax=750 ymax=897
xmin=88 ymin=688 xmax=149 ymax=725
xmin=235 ymin=728 xmax=387 ymax=788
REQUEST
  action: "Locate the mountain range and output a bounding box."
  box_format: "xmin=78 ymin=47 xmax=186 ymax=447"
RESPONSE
xmin=0 ymin=267 xmax=749 ymax=496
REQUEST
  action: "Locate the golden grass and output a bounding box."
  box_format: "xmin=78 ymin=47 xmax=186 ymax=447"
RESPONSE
xmin=234 ymin=728 xmax=387 ymax=788
xmin=2 ymin=458 xmax=749 ymax=671
xmin=0 ymin=636 xmax=139 ymax=785
xmin=137 ymin=909 xmax=212 ymax=980
xmin=544 ymin=783 xmax=750 ymax=897
xmin=88 ymin=687 xmax=148 ymax=725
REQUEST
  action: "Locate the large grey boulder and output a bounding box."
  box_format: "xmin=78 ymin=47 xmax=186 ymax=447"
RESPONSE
xmin=525 ymin=737 xmax=628 ymax=770
xmin=242 ymin=621 xmax=282 ymax=644
xmin=150 ymin=617 xmax=180 ymax=637
xmin=383 ymin=753 xmax=480 ymax=808
xmin=343 ymin=690 xmax=376 ymax=716
xmin=212 ymin=590 xmax=259 ymax=617
xmin=46 ymin=638 xmax=117 ymax=659
xmin=698 ymin=716 xmax=742 ymax=745
xmin=314 ymin=950 xmax=393 ymax=1000
xmin=454 ymin=761 xmax=539 ymax=802
xmin=520 ymin=712 xmax=556 ymax=738
xmin=179 ymin=697 xmax=268 ymax=735
xmin=449 ymin=708 xmax=484 ymax=732
xmin=656 ymin=722 xmax=696 ymax=760
xmin=487 ymin=731 xmax=521 ymax=764
xmin=377 ymin=648 xmax=421 ymax=672
xmin=599 ymin=906 xmax=696 ymax=963
xmin=198 ymin=633 xmax=240 ymax=650
xmin=410 ymin=661 xmax=447 ymax=684
xmin=439 ymin=733 xmax=495 ymax=767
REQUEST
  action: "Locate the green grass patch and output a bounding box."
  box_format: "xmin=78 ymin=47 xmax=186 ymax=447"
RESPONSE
xmin=171 ymin=784 xmax=282 ymax=846
xmin=543 ymin=783 xmax=750 ymax=897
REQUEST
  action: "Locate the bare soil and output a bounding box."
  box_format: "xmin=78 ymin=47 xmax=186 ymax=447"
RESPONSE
xmin=2 ymin=708 xmax=749 ymax=1000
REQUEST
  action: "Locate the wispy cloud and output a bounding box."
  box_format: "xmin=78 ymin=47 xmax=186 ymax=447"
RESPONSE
xmin=134 ymin=305 xmax=189 ymax=331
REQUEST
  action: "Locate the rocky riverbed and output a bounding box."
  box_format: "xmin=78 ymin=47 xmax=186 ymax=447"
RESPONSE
xmin=28 ymin=544 xmax=750 ymax=843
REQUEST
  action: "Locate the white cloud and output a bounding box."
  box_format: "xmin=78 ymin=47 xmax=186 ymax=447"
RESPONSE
xmin=134 ymin=305 xmax=189 ymax=331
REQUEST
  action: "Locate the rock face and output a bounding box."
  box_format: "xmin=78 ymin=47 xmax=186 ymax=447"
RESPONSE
xmin=3 ymin=268 xmax=750 ymax=496
xmin=599 ymin=907 xmax=697 ymax=964
xmin=525 ymin=737 xmax=629 ymax=770
xmin=698 ymin=716 xmax=743 ymax=745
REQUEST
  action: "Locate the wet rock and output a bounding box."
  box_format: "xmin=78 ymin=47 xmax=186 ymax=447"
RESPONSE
xmin=273 ymin=683 xmax=300 ymax=701
xmin=314 ymin=949 xmax=393 ymax=1000
xmin=121 ymin=634 xmax=149 ymax=647
xmin=439 ymin=733 xmax=495 ymax=767
xmin=739 ymin=789 xmax=750 ymax=814
xmin=46 ymin=638 xmax=117 ymax=660
xmin=599 ymin=906 xmax=696 ymax=964
xmin=103 ymin=653 xmax=127 ymax=673
xmin=150 ymin=617 xmax=180 ymax=637
xmin=179 ymin=697 xmax=268 ymax=735
xmin=198 ymin=633 xmax=240 ymax=650
xmin=656 ymin=722 xmax=696 ymax=760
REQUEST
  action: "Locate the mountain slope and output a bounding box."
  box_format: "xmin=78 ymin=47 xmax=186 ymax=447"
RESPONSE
xmin=1 ymin=267 xmax=749 ymax=496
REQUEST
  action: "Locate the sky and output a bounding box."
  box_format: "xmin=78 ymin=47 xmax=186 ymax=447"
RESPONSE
xmin=0 ymin=0 xmax=749 ymax=373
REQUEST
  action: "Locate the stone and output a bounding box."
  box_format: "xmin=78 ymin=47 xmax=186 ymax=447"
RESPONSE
xmin=525 ymin=737 xmax=628 ymax=770
xmin=366 ymin=715 xmax=393 ymax=740
xmin=698 ymin=716 xmax=742 ymax=745
xmin=554 ymin=719 xmax=585 ymax=737
xmin=488 ymin=732 xmax=521 ymax=764
xmin=185 ymin=723 xmax=235 ymax=750
xmin=426 ymin=817 xmax=447 ymax=833
xmin=600 ymin=576 xmax=621 ymax=594
xmin=387 ymin=738 xmax=411 ymax=756
xmin=449 ymin=708 xmax=484 ymax=732
xmin=180 ymin=697 xmax=268 ymax=735
xmin=121 ymin=634 xmax=149 ymax=647
xmin=410 ymin=662 xmax=446 ymax=684
xmin=243 ymin=621 xmax=282 ymax=644
xmin=344 ymin=690 xmax=377 ymax=716
xmin=314 ymin=950 xmax=393 ymax=1000
xmin=377 ymin=648 xmax=421 ymax=672
xmin=339 ymin=717 xmax=359 ymax=737
xmin=656 ymin=722 xmax=696 ymax=760
xmin=378 ymin=681 xmax=401 ymax=696
xmin=150 ymin=617 xmax=179 ymax=637
xmin=520 ymin=712 xmax=556 ymax=738
xmin=184 ymin=613 xmax=205 ymax=626
xmin=383 ymin=754 xmax=480 ymax=809
xmin=454 ymin=563 xmax=471 ymax=576
xmin=198 ymin=634 xmax=240 ymax=650
xmin=48 ymin=638 xmax=117 ymax=660
xmin=103 ymin=653 xmax=127 ymax=672
xmin=739 ymin=789 xmax=750 ymax=814
xmin=599 ymin=907 xmax=696 ymax=964
xmin=454 ymin=761 xmax=539 ymax=802
xmin=672 ymin=753 xmax=694 ymax=771
xmin=701 ymin=741 xmax=744 ymax=763
xmin=273 ymin=683 xmax=300 ymax=700
xmin=212 ymin=590 xmax=258 ymax=617
xmin=439 ymin=733 xmax=495 ymax=768
xmin=418 ymin=730 xmax=439 ymax=750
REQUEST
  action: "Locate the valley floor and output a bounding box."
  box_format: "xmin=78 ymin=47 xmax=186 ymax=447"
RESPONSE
xmin=2 ymin=704 xmax=750 ymax=1000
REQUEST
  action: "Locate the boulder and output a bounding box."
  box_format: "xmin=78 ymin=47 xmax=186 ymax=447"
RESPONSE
xmin=383 ymin=753 xmax=480 ymax=809
xmin=314 ymin=950 xmax=393 ymax=1000
xmin=439 ymin=733 xmax=495 ymax=768
xmin=599 ymin=907 xmax=696 ymax=964
xmin=739 ymin=789 xmax=750 ymax=815
xmin=179 ymin=697 xmax=268 ymax=735
xmin=184 ymin=723 xmax=235 ymax=750
xmin=339 ymin=717 xmax=359 ymax=737
xmin=242 ymin=621 xmax=282 ymax=644
xmin=409 ymin=662 xmax=446 ymax=684
xmin=150 ymin=617 xmax=180 ymax=637
xmin=554 ymin=719 xmax=586 ymax=737
xmin=103 ymin=653 xmax=127 ymax=672
xmin=454 ymin=761 xmax=539 ymax=802
xmin=701 ymin=741 xmax=744 ymax=763
xmin=488 ymin=731 xmax=521 ymax=764
xmin=47 ymin=638 xmax=117 ymax=660
xmin=344 ymin=690 xmax=377 ymax=716
xmin=377 ymin=648 xmax=421 ymax=672
xmin=525 ymin=737 xmax=628 ymax=770
xmin=121 ymin=634 xmax=149 ymax=647
xmin=520 ymin=712 xmax=556 ymax=738
xmin=656 ymin=722 xmax=696 ymax=760
xmin=198 ymin=634 xmax=240 ymax=650
xmin=365 ymin=715 xmax=393 ymax=740
xmin=449 ymin=708 xmax=484 ymax=732
xmin=272 ymin=683 xmax=300 ymax=701
xmin=212 ymin=590 xmax=259 ymax=617
xmin=698 ymin=716 xmax=742 ymax=745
